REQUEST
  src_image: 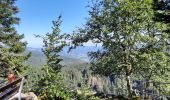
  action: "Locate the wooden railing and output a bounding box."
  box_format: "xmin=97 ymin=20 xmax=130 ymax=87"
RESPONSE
xmin=0 ymin=76 xmax=26 ymax=100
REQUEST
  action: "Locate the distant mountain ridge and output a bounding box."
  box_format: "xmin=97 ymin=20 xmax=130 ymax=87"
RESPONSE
xmin=25 ymin=46 xmax=102 ymax=67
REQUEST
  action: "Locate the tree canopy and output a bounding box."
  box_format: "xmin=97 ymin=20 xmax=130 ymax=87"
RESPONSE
xmin=35 ymin=16 xmax=71 ymax=100
xmin=0 ymin=0 xmax=31 ymax=78
xmin=70 ymin=0 xmax=170 ymax=98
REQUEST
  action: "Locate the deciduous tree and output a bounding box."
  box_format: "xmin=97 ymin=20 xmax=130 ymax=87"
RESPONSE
xmin=70 ymin=0 xmax=170 ymax=98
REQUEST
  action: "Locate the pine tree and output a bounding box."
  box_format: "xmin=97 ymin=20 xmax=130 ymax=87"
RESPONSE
xmin=36 ymin=16 xmax=71 ymax=100
xmin=0 ymin=0 xmax=31 ymax=78
xmin=70 ymin=0 xmax=170 ymax=98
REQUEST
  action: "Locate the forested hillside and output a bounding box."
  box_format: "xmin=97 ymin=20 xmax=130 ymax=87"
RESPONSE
xmin=1 ymin=0 xmax=170 ymax=100
xmin=24 ymin=46 xmax=98 ymax=67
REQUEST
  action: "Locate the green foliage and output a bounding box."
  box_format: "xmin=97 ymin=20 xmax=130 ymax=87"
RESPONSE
xmin=40 ymin=16 xmax=67 ymax=73
xmin=153 ymin=0 xmax=170 ymax=33
xmin=0 ymin=0 xmax=31 ymax=78
xmin=62 ymin=65 xmax=84 ymax=90
xmin=70 ymin=0 xmax=170 ymax=98
xmin=23 ymin=66 xmax=42 ymax=92
xmin=76 ymin=83 xmax=100 ymax=100
xmin=37 ymin=65 xmax=71 ymax=100
xmin=35 ymin=16 xmax=71 ymax=99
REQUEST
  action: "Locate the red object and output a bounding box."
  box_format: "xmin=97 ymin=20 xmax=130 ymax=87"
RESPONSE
xmin=8 ymin=73 xmax=16 ymax=82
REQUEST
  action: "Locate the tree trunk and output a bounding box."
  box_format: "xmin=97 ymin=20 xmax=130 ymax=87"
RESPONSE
xmin=125 ymin=67 xmax=133 ymax=99
xmin=126 ymin=75 xmax=132 ymax=99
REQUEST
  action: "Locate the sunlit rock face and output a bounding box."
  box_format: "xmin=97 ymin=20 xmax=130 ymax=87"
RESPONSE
xmin=88 ymin=75 xmax=104 ymax=92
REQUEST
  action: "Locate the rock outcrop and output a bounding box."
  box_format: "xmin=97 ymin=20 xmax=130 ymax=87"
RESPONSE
xmin=9 ymin=92 xmax=38 ymax=100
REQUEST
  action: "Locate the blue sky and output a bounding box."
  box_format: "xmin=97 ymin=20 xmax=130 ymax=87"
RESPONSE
xmin=16 ymin=0 xmax=89 ymax=48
